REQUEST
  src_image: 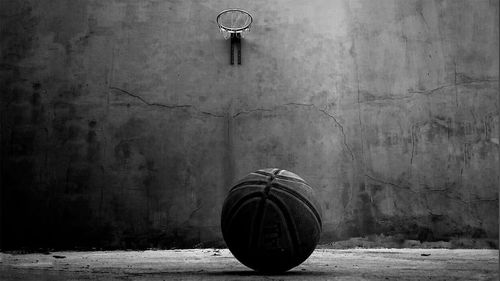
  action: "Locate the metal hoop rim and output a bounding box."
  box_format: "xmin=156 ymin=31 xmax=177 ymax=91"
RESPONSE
xmin=217 ymin=8 xmax=253 ymax=33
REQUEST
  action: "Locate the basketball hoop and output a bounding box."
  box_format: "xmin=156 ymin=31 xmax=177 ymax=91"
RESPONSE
xmin=217 ymin=9 xmax=253 ymax=65
xmin=217 ymin=9 xmax=253 ymax=39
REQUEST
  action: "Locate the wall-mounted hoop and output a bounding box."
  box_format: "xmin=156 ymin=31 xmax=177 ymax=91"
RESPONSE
xmin=217 ymin=9 xmax=253 ymax=65
xmin=217 ymin=8 xmax=253 ymax=38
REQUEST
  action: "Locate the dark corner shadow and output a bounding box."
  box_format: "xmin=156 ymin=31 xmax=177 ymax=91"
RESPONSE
xmin=206 ymin=270 xmax=331 ymax=277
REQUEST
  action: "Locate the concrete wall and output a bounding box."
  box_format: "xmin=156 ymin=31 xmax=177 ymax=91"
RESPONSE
xmin=1 ymin=0 xmax=498 ymax=249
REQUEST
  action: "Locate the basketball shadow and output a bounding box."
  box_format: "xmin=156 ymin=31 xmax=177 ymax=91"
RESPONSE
xmin=207 ymin=270 xmax=330 ymax=277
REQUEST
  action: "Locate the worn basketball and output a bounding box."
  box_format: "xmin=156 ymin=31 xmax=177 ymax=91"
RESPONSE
xmin=221 ymin=168 xmax=322 ymax=273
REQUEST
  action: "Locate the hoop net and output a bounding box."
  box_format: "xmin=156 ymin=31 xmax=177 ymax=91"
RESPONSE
xmin=220 ymin=28 xmax=250 ymax=39
xmin=217 ymin=9 xmax=252 ymax=40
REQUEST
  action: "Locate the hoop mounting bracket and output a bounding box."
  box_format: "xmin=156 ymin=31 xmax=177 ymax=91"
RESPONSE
xmin=230 ymin=33 xmax=242 ymax=65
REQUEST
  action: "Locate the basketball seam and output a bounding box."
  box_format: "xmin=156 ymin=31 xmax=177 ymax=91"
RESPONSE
xmin=249 ymin=198 xmax=266 ymax=251
xmin=222 ymin=192 xmax=263 ymax=230
xmin=249 ymin=169 xmax=282 ymax=250
xmin=229 ymin=180 xmax=268 ymax=193
xmin=271 ymin=183 xmax=322 ymax=230
xmin=267 ymin=195 xmax=299 ymax=257
xmin=253 ymin=170 xmax=273 ymax=177
xmin=274 ymin=174 xmax=307 ymax=184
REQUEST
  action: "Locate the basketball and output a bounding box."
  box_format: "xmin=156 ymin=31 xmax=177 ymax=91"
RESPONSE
xmin=221 ymin=168 xmax=322 ymax=273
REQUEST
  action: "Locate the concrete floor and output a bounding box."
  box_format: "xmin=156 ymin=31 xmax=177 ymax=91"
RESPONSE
xmin=0 ymin=249 xmax=498 ymax=280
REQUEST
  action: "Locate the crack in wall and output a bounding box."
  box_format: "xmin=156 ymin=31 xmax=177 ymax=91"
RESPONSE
xmin=231 ymin=108 xmax=273 ymax=118
xmin=355 ymin=76 xmax=496 ymax=104
xmin=417 ymin=5 xmax=429 ymax=30
xmin=353 ymin=47 xmax=365 ymax=167
xmin=317 ymin=107 xmax=355 ymax=161
xmin=340 ymin=0 xmax=368 ymax=214
xmin=454 ymin=61 xmax=459 ymax=108
xmin=223 ymin=109 xmax=235 ymax=196
xmin=410 ymin=124 xmax=416 ymax=165
xmin=351 ymin=34 xmax=368 ymax=218
xmin=360 ymin=94 xmax=416 ymax=103
xmin=108 ymin=87 xmax=356 ymax=161
xmin=406 ymin=77 xmax=499 ymax=97
xmin=364 ymin=174 xmax=417 ymax=194
xmin=232 ymin=102 xmax=355 ymax=160
xmin=365 ymin=173 xmax=495 ymax=207
xmin=109 ymin=87 xmax=225 ymax=118
xmin=109 ymin=86 xmax=355 ymax=160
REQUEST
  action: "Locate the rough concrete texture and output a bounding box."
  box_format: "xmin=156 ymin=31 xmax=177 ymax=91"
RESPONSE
xmin=1 ymin=0 xmax=498 ymax=249
xmin=0 ymin=249 xmax=498 ymax=280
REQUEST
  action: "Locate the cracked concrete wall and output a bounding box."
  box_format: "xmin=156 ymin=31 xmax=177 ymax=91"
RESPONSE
xmin=1 ymin=0 xmax=498 ymax=249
